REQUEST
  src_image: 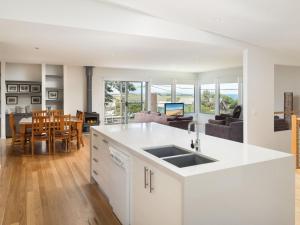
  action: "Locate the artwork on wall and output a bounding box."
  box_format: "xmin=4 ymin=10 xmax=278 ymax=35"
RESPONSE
xmin=31 ymin=84 xmax=41 ymax=93
xmin=48 ymin=91 xmax=58 ymax=100
xmin=7 ymin=84 xmax=18 ymax=93
xmin=31 ymin=96 xmax=41 ymax=104
xmin=19 ymin=84 xmax=30 ymax=93
xmin=6 ymin=96 xmax=18 ymax=105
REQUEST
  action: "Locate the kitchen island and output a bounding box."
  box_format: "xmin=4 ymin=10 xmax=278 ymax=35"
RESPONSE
xmin=90 ymin=122 xmax=294 ymax=225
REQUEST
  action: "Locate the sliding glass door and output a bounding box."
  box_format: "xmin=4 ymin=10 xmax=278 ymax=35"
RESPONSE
xmin=104 ymin=81 xmax=148 ymax=124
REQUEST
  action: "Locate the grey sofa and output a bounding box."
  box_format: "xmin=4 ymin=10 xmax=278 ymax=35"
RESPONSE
xmin=205 ymin=119 xmax=243 ymax=143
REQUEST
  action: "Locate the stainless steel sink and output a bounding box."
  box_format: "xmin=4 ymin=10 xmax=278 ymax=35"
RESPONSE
xmin=163 ymin=154 xmax=216 ymax=168
xmin=144 ymin=145 xmax=190 ymax=158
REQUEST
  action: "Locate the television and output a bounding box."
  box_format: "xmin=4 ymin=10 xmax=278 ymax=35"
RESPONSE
xmin=164 ymin=103 xmax=184 ymax=117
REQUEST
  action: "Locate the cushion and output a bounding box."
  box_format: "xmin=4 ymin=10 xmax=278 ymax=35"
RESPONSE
xmin=176 ymin=116 xmax=193 ymax=121
xmin=225 ymin=117 xmax=240 ymax=126
xmin=208 ymin=119 xmax=225 ymax=125
xmin=167 ymin=116 xmax=177 ymax=121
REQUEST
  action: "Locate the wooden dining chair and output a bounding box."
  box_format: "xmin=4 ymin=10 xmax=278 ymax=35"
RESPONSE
xmin=31 ymin=116 xmax=51 ymax=155
xmin=70 ymin=120 xmax=84 ymax=150
xmin=32 ymin=110 xmax=48 ymax=117
xmin=76 ymin=110 xmax=84 ymax=121
xmin=9 ymin=113 xmax=30 ymax=146
xmin=52 ymin=115 xmax=71 ymax=154
xmin=75 ymin=111 xmax=84 ymax=147
xmin=49 ymin=110 xmax=64 ymax=117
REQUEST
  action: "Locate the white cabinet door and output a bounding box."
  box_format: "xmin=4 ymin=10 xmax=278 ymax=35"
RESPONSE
xmin=132 ymin=156 xmax=182 ymax=225
xmin=91 ymin=130 xmax=112 ymax=199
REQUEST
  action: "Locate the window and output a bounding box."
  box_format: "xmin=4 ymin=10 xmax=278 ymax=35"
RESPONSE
xmin=219 ymin=83 xmax=239 ymax=114
xmin=200 ymin=84 xmax=216 ymax=114
xmin=127 ymin=82 xmax=147 ymax=118
xmin=175 ymin=84 xmax=195 ymax=113
xmin=151 ymin=85 xmax=172 ymax=113
xmin=104 ymin=81 xmax=148 ymax=124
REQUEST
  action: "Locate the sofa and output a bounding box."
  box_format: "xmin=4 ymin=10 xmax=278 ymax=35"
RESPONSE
xmin=134 ymin=111 xmax=194 ymax=130
xmin=205 ymin=118 xmax=243 ymax=143
xmin=274 ymin=116 xmax=289 ymax=131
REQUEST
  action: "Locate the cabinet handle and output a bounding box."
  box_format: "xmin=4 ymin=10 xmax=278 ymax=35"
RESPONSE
xmin=93 ymin=145 xmax=98 ymax=150
xmin=102 ymin=139 xmax=108 ymax=144
xmin=144 ymin=167 xmax=149 ymax=189
xmin=93 ymin=133 xmax=98 ymax=137
xmin=149 ymin=170 xmax=154 ymax=193
xmin=93 ymin=158 xmax=99 ymax=163
xmin=93 ymin=170 xmax=98 ymax=175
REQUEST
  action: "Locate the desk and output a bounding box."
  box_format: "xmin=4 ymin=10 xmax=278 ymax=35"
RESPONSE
xmin=19 ymin=117 xmax=84 ymax=151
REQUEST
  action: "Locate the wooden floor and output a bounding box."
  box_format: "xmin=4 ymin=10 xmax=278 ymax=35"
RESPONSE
xmin=0 ymin=136 xmax=121 ymax=225
xmin=0 ymin=137 xmax=299 ymax=225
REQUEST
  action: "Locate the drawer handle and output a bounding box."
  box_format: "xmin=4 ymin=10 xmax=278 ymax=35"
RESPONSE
xmin=102 ymin=139 xmax=108 ymax=144
xmin=93 ymin=145 xmax=98 ymax=150
xmin=93 ymin=158 xmax=99 ymax=163
xmin=93 ymin=133 xmax=98 ymax=137
xmin=150 ymin=170 xmax=154 ymax=193
xmin=144 ymin=167 xmax=149 ymax=189
xmin=93 ymin=170 xmax=98 ymax=175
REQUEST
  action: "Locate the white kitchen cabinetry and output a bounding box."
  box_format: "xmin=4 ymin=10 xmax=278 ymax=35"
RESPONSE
xmin=132 ymin=156 xmax=182 ymax=225
xmin=91 ymin=130 xmax=112 ymax=199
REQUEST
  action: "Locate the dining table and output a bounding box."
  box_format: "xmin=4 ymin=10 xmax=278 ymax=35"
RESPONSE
xmin=19 ymin=116 xmax=84 ymax=150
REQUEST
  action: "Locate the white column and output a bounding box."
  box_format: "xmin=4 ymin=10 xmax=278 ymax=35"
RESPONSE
xmin=1 ymin=61 xmax=6 ymax=139
xmin=238 ymin=76 xmax=243 ymax=105
xmin=41 ymin=64 xmax=46 ymax=110
xmin=96 ymin=76 xmax=104 ymax=124
xmin=171 ymin=80 xmax=176 ymax=102
xmin=243 ymin=48 xmax=274 ymax=148
xmin=147 ymin=80 xmax=152 ymax=111
xmin=215 ymin=79 xmax=220 ymax=115
xmin=194 ymin=79 xmax=200 ymax=121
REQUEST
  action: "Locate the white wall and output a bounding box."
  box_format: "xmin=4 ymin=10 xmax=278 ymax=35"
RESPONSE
xmin=274 ymin=65 xmax=300 ymax=114
xmin=243 ymin=48 xmax=300 ymax=153
xmin=5 ymin=63 xmax=42 ymax=112
xmin=6 ymin=63 xmax=41 ymax=81
xmin=198 ymin=67 xmax=243 ymax=84
xmin=64 ymin=65 xmax=86 ymax=115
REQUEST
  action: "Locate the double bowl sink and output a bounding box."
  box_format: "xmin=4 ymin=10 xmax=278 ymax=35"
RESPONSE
xmin=143 ymin=145 xmax=217 ymax=168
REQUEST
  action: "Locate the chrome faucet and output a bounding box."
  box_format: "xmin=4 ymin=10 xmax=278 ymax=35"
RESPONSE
xmin=188 ymin=120 xmax=201 ymax=151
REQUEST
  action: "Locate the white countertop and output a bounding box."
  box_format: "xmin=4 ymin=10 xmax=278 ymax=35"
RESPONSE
xmin=93 ymin=122 xmax=292 ymax=178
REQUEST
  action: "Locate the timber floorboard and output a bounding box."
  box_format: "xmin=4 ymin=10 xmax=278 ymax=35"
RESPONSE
xmin=0 ymin=136 xmax=121 ymax=225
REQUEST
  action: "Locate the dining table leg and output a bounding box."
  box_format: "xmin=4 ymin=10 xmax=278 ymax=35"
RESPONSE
xmin=76 ymin=121 xmax=83 ymax=150
xmin=19 ymin=124 xmax=26 ymax=150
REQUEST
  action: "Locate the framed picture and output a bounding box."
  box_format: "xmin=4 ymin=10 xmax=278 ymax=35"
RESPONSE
xmin=31 ymin=84 xmax=41 ymax=93
xmin=7 ymin=84 xmax=18 ymax=93
xmin=19 ymin=84 xmax=30 ymax=93
xmin=31 ymin=96 xmax=41 ymax=104
xmin=6 ymin=96 xmax=18 ymax=105
xmin=48 ymin=91 xmax=58 ymax=100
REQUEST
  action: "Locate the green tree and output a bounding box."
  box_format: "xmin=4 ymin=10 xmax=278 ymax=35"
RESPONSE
xmin=201 ymin=90 xmax=215 ymax=114
xmin=105 ymin=81 xmax=137 ymax=105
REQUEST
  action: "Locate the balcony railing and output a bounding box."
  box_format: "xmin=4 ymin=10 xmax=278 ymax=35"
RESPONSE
xmin=291 ymin=115 xmax=300 ymax=169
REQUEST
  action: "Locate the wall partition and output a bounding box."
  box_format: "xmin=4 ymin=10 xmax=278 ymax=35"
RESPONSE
xmin=150 ymin=84 xmax=172 ymax=113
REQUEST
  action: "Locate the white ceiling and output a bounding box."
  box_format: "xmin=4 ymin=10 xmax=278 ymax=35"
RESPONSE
xmin=0 ymin=19 xmax=242 ymax=72
xmin=102 ymin=0 xmax=300 ymax=53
